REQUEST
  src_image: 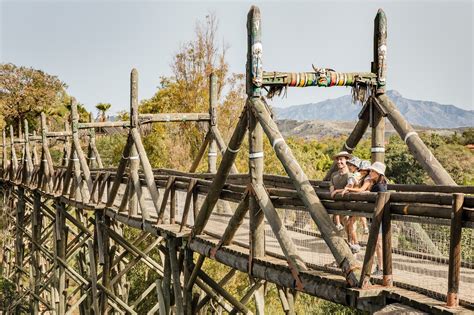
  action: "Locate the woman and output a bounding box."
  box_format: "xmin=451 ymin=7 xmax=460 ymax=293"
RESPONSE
xmin=368 ymin=161 xmax=387 ymax=276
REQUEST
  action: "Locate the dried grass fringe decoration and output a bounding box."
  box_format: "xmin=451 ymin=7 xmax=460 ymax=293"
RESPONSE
xmin=266 ymin=85 xmax=287 ymax=100
xmin=351 ymin=81 xmax=374 ymax=105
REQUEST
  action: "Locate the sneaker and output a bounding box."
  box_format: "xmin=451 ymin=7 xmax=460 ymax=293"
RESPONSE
xmin=336 ymin=223 xmax=344 ymax=231
xmin=349 ymin=243 xmax=361 ymax=254
xmin=364 ymin=227 xmax=369 ymax=234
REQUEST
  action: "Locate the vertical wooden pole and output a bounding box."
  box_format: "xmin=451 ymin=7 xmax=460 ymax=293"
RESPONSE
xmin=10 ymin=125 xmax=18 ymax=181
xmin=128 ymin=69 xmax=162 ymax=218
xmin=128 ymin=144 xmax=139 ymax=217
xmin=359 ymin=192 xmax=389 ymax=288
xmin=370 ymin=102 xmax=385 ymax=163
xmin=15 ymin=186 xmax=26 ymax=301
xmin=99 ymin=212 xmax=111 ymax=314
xmin=168 ymin=238 xmax=184 ymax=314
xmin=2 ymin=129 xmax=7 ymax=176
xmin=208 ymin=73 xmax=218 ymax=174
xmin=247 ymin=6 xmax=265 ymax=313
xmin=31 ymin=191 xmax=41 ymax=315
xmin=371 ymin=9 xmax=386 ymax=164
xmin=71 ymin=99 xmax=93 ymax=193
xmin=447 ymin=193 xmax=464 ymax=308
xmin=382 ymin=201 xmax=392 ymax=287
xmin=23 ymin=119 xmax=33 ymax=184
xmin=373 ymin=9 xmax=387 ymax=94
xmin=183 ymin=248 xmax=194 ymax=315
xmin=55 ymin=201 xmax=67 ymax=315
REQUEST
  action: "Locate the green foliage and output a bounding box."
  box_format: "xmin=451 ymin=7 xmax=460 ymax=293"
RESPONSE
xmin=0 ymin=63 xmax=68 ymax=131
xmin=0 ymin=276 xmax=17 ymax=312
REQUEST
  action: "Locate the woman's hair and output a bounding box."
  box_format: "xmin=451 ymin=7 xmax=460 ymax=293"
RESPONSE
xmin=375 ymin=174 xmax=387 ymax=184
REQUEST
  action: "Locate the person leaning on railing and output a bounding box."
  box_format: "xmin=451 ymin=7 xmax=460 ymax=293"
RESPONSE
xmin=329 ymin=151 xmax=352 ymax=231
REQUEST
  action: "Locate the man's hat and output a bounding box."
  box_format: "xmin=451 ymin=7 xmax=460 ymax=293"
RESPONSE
xmin=333 ymin=151 xmax=352 ymax=160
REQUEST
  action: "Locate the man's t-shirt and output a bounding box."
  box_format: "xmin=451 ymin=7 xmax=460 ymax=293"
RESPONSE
xmin=331 ymin=171 xmax=349 ymax=190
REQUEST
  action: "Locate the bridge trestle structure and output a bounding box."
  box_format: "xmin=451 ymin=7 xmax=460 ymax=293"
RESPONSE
xmin=0 ymin=5 xmax=473 ymax=315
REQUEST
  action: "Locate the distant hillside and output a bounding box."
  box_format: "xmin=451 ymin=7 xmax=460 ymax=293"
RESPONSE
xmin=274 ymin=90 xmax=474 ymax=128
xmin=276 ymin=119 xmax=470 ymax=140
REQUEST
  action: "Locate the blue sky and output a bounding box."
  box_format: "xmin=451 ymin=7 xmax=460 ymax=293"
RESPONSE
xmin=1 ymin=0 xmax=472 ymax=114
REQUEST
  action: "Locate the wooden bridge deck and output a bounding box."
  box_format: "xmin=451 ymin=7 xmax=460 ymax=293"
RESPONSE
xmin=103 ymin=183 xmax=473 ymax=313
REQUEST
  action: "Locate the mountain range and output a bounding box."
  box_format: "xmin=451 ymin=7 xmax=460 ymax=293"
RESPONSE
xmin=273 ymin=90 xmax=473 ymax=129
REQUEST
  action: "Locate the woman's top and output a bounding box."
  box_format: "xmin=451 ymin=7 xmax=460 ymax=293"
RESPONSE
xmin=370 ymin=178 xmax=387 ymax=192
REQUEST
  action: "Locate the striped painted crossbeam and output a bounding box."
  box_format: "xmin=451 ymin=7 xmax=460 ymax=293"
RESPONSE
xmin=262 ymin=71 xmax=376 ymax=87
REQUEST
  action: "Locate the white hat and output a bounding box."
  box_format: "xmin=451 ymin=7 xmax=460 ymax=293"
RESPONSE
xmin=368 ymin=161 xmax=386 ymax=176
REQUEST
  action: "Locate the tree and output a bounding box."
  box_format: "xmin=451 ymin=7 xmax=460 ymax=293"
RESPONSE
xmin=0 ymin=63 xmax=67 ymax=131
xmin=139 ymin=13 xmax=232 ymax=170
xmin=96 ymin=102 xmax=112 ymax=122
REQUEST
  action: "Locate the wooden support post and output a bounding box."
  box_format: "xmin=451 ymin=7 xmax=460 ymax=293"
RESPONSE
xmin=87 ymin=240 xmax=100 ymax=315
xmin=210 ymin=126 xmax=239 ymax=174
xmin=128 ymin=69 xmax=162 ymax=219
xmin=252 ymin=183 xmax=307 ymax=286
xmin=370 ymin=101 xmax=385 ymax=163
xmin=211 ymin=191 xmax=249 ymax=256
xmin=61 ymin=122 xmax=70 ymax=167
xmin=168 ymin=238 xmax=184 ymax=315
xmin=99 ymin=212 xmax=111 ymax=314
xmin=31 ymin=191 xmax=41 ymax=315
xmin=71 ymin=99 xmax=93 ymax=193
xmin=446 ymin=193 xmax=464 ymax=308
xmin=375 ymin=94 xmax=456 ymax=185
xmin=40 ymin=113 xmax=55 ymax=192
xmin=14 ymin=186 xmax=26 ymax=302
xmin=196 ymin=269 xmax=236 ymax=312
xmin=250 ymin=97 xmax=360 ymax=287
xmin=2 ymin=129 xmax=7 ymax=175
xmin=55 ymin=201 xmax=67 ymax=315
xmin=183 ymin=248 xmax=194 ymax=315
xmin=192 ymin=104 xmax=248 ymax=236
xmin=189 ymin=132 xmax=211 ymax=173
xmin=359 ymin=192 xmax=390 ymax=288
xmin=371 ymin=9 xmax=386 ymax=164
xmin=128 ymin=144 xmax=139 ymax=217
xmin=162 ymin=248 xmax=171 ymax=314
xmin=382 ymin=198 xmax=392 ymax=287
xmin=208 ymin=73 xmax=218 ymax=174
xmin=247 ymin=8 xmax=265 ymax=311
xmin=9 ymin=125 xmax=18 ymax=181
xmin=197 ymin=269 xmax=252 ymax=315
xmin=373 ymin=9 xmax=387 ymax=94
xmin=23 ymin=119 xmax=33 ymax=184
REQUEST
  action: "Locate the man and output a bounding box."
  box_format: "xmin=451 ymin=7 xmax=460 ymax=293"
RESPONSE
xmin=329 ymin=151 xmax=352 ymax=231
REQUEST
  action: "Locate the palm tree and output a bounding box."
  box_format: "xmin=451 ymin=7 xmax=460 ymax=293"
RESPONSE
xmin=96 ymin=103 xmax=111 ymax=122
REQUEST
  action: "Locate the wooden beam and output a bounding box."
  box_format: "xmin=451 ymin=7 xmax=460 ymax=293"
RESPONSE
xmin=250 ymin=97 xmax=360 ymax=287
xmin=446 ymin=193 xmax=464 ymax=308
xmin=375 ymin=94 xmax=456 ymax=186
xmin=192 ymin=102 xmax=248 ymax=236
xmin=359 ymin=192 xmax=390 ymax=288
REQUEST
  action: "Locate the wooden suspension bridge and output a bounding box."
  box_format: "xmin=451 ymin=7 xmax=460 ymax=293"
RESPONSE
xmin=1 ymin=5 xmax=473 ymax=315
